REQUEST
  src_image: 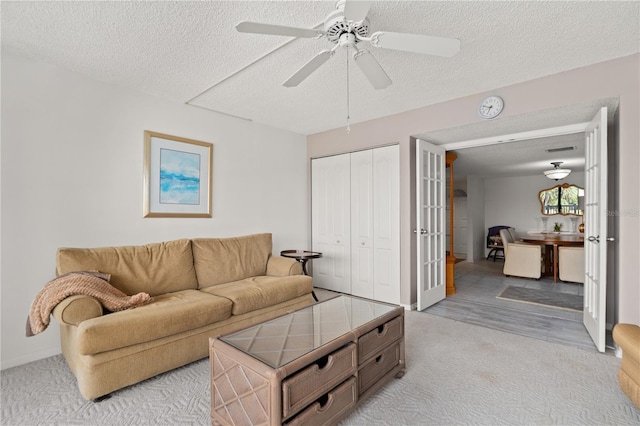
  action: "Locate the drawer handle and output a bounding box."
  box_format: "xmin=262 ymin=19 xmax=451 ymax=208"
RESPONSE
xmin=375 ymin=354 xmax=385 ymax=365
xmin=315 ymin=354 xmax=335 ymax=374
xmin=375 ymin=323 xmax=389 ymax=337
xmin=316 ymin=393 xmax=334 ymax=413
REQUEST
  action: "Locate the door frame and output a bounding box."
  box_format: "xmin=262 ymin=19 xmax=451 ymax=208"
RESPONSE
xmin=437 ymin=117 xmax=613 ymax=352
xmin=441 ymin=122 xmax=590 ymax=151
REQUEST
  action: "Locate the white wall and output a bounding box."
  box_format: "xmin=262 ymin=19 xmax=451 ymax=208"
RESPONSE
xmin=466 ymin=176 xmax=486 ymax=262
xmin=1 ymin=53 xmax=309 ymax=369
xmin=453 ymin=197 xmax=467 ymax=258
xmin=484 ymin=172 xmax=586 ymax=240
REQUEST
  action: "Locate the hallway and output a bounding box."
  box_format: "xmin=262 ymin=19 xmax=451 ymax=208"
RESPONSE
xmin=423 ymin=259 xmax=612 ymax=353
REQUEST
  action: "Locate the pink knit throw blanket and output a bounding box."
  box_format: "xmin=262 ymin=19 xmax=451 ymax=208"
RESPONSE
xmin=27 ymin=271 xmax=152 ymax=336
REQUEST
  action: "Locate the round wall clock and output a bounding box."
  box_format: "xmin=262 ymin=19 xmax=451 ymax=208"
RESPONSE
xmin=478 ymin=96 xmax=504 ymax=119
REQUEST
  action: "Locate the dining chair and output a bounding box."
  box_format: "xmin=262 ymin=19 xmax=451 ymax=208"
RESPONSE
xmin=558 ymin=246 xmax=585 ymax=283
xmin=500 ymin=228 xmax=542 ymax=279
xmin=486 ymin=226 xmax=510 ymax=261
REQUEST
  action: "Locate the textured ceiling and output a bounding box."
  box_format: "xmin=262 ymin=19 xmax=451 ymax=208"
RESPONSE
xmin=2 ymin=1 xmax=638 ymax=180
xmin=451 ymin=133 xmax=586 ymax=183
xmin=2 ymin=1 xmax=638 ymax=138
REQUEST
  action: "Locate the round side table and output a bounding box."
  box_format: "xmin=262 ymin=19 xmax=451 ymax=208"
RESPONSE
xmin=280 ymin=250 xmax=323 ymax=301
xmin=280 ymin=250 xmax=322 ymax=275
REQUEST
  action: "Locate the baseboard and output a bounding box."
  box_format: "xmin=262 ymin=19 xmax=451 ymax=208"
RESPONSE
xmin=402 ymin=303 xmax=417 ymax=311
xmin=1 ymin=347 xmax=61 ymax=370
xmin=615 ymin=346 xmax=623 ymax=358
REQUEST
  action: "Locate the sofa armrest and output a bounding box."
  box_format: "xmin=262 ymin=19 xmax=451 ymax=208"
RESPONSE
xmin=612 ymin=323 xmax=640 ymax=408
xmin=52 ymin=295 xmax=104 ymax=326
xmin=267 ymin=256 xmax=303 ymax=276
xmin=613 ymin=324 xmax=640 ymax=356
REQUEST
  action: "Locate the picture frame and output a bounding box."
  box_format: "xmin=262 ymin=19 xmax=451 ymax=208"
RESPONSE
xmin=143 ymin=130 xmax=213 ymax=218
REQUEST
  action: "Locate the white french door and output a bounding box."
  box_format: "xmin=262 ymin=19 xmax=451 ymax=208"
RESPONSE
xmin=583 ymin=107 xmax=608 ymax=352
xmin=416 ymin=140 xmax=446 ymax=311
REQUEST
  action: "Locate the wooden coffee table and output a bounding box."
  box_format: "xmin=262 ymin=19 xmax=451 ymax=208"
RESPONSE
xmin=209 ymin=295 xmax=405 ymax=425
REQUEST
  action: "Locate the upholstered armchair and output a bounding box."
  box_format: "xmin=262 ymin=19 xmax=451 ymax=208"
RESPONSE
xmin=500 ymin=228 xmax=542 ymax=279
xmin=559 ymin=246 xmax=585 ymax=283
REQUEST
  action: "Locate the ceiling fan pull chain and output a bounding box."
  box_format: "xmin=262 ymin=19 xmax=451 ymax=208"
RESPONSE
xmin=346 ymin=47 xmax=351 ymax=133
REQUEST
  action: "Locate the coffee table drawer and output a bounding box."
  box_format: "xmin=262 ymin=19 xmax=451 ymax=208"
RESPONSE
xmin=358 ymin=341 xmax=401 ymax=394
xmin=283 ymin=343 xmax=357 ymax=418
xmin=358 ymin=315 xmax=403 ymax=363
xmin=285 ymin=377 xmax=357 ymax=426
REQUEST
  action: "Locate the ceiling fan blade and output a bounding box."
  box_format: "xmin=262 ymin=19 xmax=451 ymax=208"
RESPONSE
xmin=235 ymin=21 xmax=322 ymax=38
xmin=344 ymin=0 xmax=371 ymax=22
xmin=369 ymin=31 xmax=461 ymax=57
xmin=353 ymin=50 xmax=392 ymax=90
xmin=283 ymin=50 xmax=334 ymax=87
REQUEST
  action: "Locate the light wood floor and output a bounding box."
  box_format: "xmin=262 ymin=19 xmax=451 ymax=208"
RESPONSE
xmin=314 ymin=258 xmax=613 ymax=354
xmin=425 ymin=258 xmax=614 ymax=353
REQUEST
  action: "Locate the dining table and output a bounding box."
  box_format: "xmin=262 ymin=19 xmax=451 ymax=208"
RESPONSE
xmin=521 ymin=233 xmax=584 ymax=283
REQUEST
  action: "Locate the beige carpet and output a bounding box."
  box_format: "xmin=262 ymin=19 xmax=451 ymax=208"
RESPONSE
xmin=2 ymin=311 xmax=639 ymax=425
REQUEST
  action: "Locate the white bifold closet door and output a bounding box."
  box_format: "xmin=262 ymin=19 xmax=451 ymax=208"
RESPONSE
xmin=311 ymin=153 xmax=351 ymax=293
xmin=312 ymin=145 xmax=399 ymax=304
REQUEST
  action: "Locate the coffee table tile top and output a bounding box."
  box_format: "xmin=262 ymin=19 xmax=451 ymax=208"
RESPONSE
xmin=220 ymin=295 xmax=396 ymax=368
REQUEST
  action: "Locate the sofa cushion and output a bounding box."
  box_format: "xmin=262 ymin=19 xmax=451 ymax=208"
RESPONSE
xmin=201 ymin=275 xmax=312 ymax=315
xmin=77 ymin=290 xmax=232 ymax=355
xmin=192 ymin=233 xmax=272 ymax=288
xmin=56 ymin=239 xmax=198 ymax=296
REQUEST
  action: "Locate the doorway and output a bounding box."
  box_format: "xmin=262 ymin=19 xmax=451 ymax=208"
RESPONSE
xmin=415 ymin=100 xmax=618 ymax=352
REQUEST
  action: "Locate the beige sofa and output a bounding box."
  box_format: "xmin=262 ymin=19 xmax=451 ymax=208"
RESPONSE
xmin=52 ymin=233 xmax=314 ymax=400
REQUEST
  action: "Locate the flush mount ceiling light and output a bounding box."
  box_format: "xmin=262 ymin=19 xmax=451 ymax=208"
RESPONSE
xmin=544 ymin=161 xmax=572 ymax=181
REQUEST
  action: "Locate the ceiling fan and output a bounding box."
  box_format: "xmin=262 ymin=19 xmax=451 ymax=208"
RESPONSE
xmin=235 ymin=0 xmax=461 ymax=90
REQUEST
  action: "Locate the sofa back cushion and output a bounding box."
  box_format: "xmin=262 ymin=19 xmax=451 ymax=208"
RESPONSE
xmin=56 ymin=239 xmax=198 ymax=296
xmin=192 ymin=233 xmax=272 ymax=288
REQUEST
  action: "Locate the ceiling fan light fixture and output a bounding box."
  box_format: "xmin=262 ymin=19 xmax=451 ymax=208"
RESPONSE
xmin=544 ymin=161 xmax=571 ymax=181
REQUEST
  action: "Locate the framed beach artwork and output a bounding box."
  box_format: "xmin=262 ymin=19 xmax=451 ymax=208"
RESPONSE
xmin=143 ymin=131 xmax=213 ymax=218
